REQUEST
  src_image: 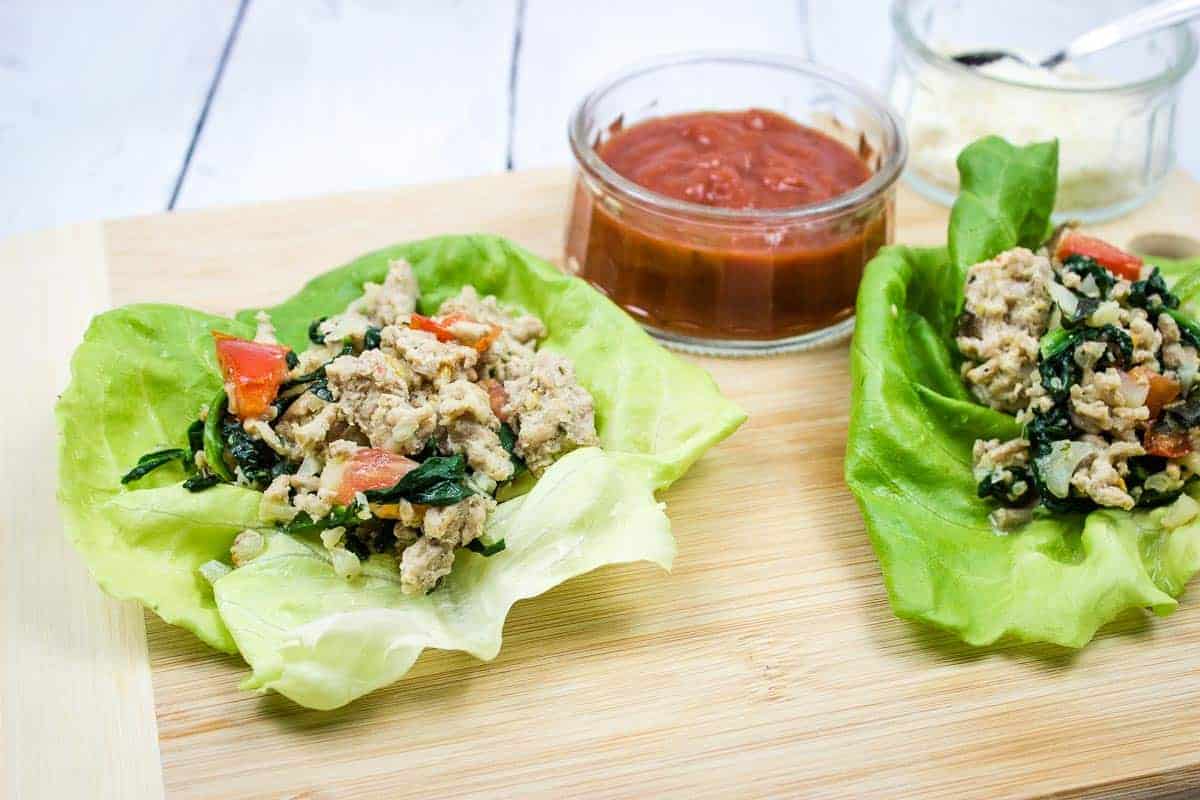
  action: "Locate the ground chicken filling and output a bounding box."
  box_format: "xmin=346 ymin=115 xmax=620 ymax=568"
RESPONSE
xmin=958 ymin=231 xmax=1200 ymax=529
xmin=128 ymin=260 xmax=599 ymax=594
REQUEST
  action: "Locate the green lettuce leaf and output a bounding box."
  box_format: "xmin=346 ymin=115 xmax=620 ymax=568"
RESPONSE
xmin=215 ymin=448 xmax=673 ymax=709
xmin=56 ymin=305 xmax=259 ymax=651
xmin=846 ymin=138 xmax=1200 ymax=646
xmin=56 ymin=234 xmax=745 ymax=703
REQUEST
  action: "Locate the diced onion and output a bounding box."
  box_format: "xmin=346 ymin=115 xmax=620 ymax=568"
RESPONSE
xmin=259 ymin=491 xmax=299 ymax=524
xmin=320 ymin=526 xmax=346 ymax=549
xmin=298 ymin=454 xmax=322 ymax=477
xmin=1046 ymin=281 xmax=1078 ymax=318
xmin=1163 ymin=494 xmax=1200 ymax=530
xmin=1088 ymin=300 xmax=1121 ymax=327
xmin=1118 ymin=371 xmax=1150 ymax=407
xmin=1036 ymin=440 xmax=1098 ymax=498
xmin=230 ymin=530 xmax=265 ymax=566
xmin=330 ymin=547 xmax=362 ymax=579
xmin=1079 ymin=273 xmax=1101 ymax=298
xmin=199 ymin=560 xmax=232 ymax=585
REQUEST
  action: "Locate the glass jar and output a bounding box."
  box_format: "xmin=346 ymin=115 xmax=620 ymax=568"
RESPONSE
xmin=565 ymin=52 xmax=907 ymax=356
xmin=888 ymin=0 xmax=1197 ymax=222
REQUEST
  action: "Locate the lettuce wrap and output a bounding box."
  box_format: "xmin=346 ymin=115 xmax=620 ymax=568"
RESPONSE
xmin=56 ymin=235 xmax=746 ymax=708
xmin=846 ymin=136 xmax=1200 ymax=647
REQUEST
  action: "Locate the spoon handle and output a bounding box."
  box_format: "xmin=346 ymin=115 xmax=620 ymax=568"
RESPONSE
xmin=1046 ymin=0 xmax=1200 ymax=67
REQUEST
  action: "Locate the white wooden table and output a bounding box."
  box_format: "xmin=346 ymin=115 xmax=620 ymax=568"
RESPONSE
xmin=4 ymin=0 xmax=1199 ymax=240
xmin=4 ymin=3 xmax=1200 ymax=799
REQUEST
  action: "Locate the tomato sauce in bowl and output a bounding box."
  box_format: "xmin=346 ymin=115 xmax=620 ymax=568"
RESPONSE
xmin=565 ymin=54 xmax=906 ymax=355
xmin=597 ymin=109 xmax=872 ymax=210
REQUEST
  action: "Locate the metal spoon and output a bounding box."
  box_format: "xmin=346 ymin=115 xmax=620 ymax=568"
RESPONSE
xmin=953 ymin=0 xmax=1200 ymax=69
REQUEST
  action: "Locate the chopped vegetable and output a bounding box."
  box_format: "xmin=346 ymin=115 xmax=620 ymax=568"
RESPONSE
xmin=976 ymin=466 xmax=1032 ymax=507
xmin=1145 ymin=424 xmax=1192 ymax=458
xmin=1128 ymin=367 xmax=1180 ymax=419
xmin=213 ymin=332 xmax=291 ymax=419
xmin=1128 ymin=267 xmax=1179 ymax=318
xmin=465 ymin=538 xmax=507 ymax=557
xmin=308 ymin=317 xmax=328 ymax=345
xmin=498 ymin=422 xmax=525 ymax=475
xmin=363 ymin=453 xmax=474 ymax=506
xmin=203 ymin=388 xmax=234 ymax=481
xmin=1061 ymin=255 xmax=1115 ymax=298
xmin=120 ymin=448 xmax=189 ymax=485
xmin=283 ymin=500 xmax=369 ymax=536
xmin=1056 ymin=233 xmax=1143 ymax=281
xmin=410 ymin=313 xmax=456 ymax=342
xmin=363 ymin=326 xmax=383 ymax=350
xmin=334 ymin=448 xmax=419 ymax=505
xmin=182 ymin=474 xmax=221 ymax=492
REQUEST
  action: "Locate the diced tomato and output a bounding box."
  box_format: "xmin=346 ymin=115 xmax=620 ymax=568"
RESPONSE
xmin=212 ymin=332 xmax=291 ymax=420
xmin=410 ymin=313 xmax=456 ymax=343
xmin=335 ymin=448 xmax=418 ymax=505
xmin=435 ymin=312 xmax=501 ymax=353
xmin=1056 ymin=232 xmax=1143 ymax=281
xmin=1145 ymin=426 xmax=1192 ymax=459
xmin=1128 ymin=367 xmax=1181 ymax=419
xmin=472 ymin=324 xmax=502 ymax=354
xmin=481 ymin=378 xmax=510 ymax=422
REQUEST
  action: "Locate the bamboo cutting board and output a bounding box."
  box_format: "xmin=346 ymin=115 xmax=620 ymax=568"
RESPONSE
xmin=8 ymin=169 xmax=1200 ymax=800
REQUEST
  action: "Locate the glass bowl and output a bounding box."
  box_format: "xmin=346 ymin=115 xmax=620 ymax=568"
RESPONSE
xmin=564 ymin=52 xmax=907 ymax=356
xmin=888 ymin=0 xmax=1197 ymax=222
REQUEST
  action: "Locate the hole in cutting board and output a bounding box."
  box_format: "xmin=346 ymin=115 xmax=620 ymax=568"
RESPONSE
xmin=1128 ymin=232 xmax=1200 ymax=260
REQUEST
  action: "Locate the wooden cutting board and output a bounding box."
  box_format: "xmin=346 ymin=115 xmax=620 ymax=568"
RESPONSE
xmin=8 ymin=169 xmax=1200 ymax=800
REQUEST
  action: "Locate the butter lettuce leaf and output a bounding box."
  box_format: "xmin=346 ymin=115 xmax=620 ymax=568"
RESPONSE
xmin=845 ymin=138 xmax=1200 ymax=646
xmin=56 ymin=305 xmax=259 ymax=651
xmin=216 ymin=448 xmax=673 ymax=709
xmin=56 ymin=235 xmax=744 ymax=704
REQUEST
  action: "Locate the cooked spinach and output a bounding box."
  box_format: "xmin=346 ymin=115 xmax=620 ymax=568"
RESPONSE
xmin=1062 ymin=255 xmax=1115 ymax=298
xmin=1162 ymin=394 xmax=1200 ymax=429
xmin=1026 ymin=404 xmax=1075 ymax=457
xmin=1038 ymin=324 xmax=1133 ymax=400
xmin=1128 ymin=267 xmax=1179 ymax=319
xmin=283 ymin=500 xmax=366 ymax=535
xmin=1061 ymin=295 xmax=1101 ymax=330
xmin=1028 ymin=467 xmax=1094 ymax=514
xmin=1127 ymin=456 xmax=1186 ymax=508
xmin=363 ymin=326 xmax=383 ymax=350
xmin=221 ymin=418 xmax=279 ymax=487
xmin=498 ymin=422 xmax=525 ymax=475
xmin=285 ymin=350 xmax=299 ymax=370
xmin=364 ymin=453 xmax=473 ymax=506
xmin=466 ymin=537 xmax=507 ymax=557
xmin=120 ymin=448 xmax=189 ymax=485
xmin=309 ymin=379 xmax=335 ymax=402
xmin=186 ymin=419 xmax=204 ymax=457
xmin=308 ymin=317 xmax=328 ymax=345
xmin=976 ymin=466 xmax=1033 ymax=507
xmin=203 ymin=389 xmax=234 ymax=481
xmin=1038 ymin=328 xmax=1079 ymax=399
xmin=182 ymin=474 xmax=221 ymax=492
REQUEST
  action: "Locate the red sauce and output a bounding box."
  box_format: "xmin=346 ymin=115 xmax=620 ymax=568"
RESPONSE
xmin=566 ymin=109 xmax=892 ymax=343
xmin=598 ymin=109 xmax=872 ymax=210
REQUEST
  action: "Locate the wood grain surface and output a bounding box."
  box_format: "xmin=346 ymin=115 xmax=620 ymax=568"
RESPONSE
xmin=2 ymin=224 xmax=165 ymax=800
xmin=15 ymin=169 xmax=1200 ymax=799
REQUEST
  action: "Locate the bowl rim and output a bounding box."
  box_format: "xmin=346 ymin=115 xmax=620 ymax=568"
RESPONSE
xmin=566 ymin=50 xmax=908 ymax=223
xmin=890 ymin=0 xmax=1198 ymax=95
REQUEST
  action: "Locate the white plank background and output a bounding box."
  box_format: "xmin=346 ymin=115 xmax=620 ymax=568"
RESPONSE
xmin=2 ymin=0 xmax=1199 ymax=238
